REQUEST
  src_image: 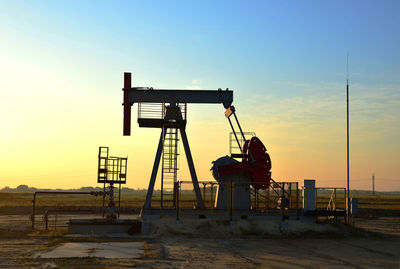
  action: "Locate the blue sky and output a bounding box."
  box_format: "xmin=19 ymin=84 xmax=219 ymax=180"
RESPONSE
xmin=0 ymin=1 xmax=399 ymax=190
xmin=2 ymin=0 xmax=399 ymax=87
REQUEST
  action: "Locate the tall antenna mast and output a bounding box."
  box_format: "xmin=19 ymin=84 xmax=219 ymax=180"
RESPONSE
xmin=346 ymin=53 xmax=350 ymax=223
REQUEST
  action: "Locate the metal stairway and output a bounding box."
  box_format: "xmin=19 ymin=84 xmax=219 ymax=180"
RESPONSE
xmin=161 ymin=127 xmax=179 ymax=207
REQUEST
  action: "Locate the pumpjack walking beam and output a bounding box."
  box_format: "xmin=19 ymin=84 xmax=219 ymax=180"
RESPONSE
xmin=122 ymin=72 xmax=233 ymax=210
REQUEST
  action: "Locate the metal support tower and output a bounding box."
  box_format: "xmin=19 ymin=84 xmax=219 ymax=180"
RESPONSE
xmin=122 ymin=72 xmax=233 ymax=210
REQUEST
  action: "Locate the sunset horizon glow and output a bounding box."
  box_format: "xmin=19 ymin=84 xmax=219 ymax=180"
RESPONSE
xmin=1 ymin=1 xmax=399 ymax=191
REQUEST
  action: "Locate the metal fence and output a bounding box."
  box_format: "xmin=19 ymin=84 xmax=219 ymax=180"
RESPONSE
xmin=138 ymin=102 xmax=187 ymax=120
xmin=156 ymin=180 xmax=301 ymax=220
xmin=302 ymin=187 xmax=347 ymax=212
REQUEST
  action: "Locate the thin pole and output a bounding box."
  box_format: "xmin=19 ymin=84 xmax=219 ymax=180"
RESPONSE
xmin=32 ymin=193 xmax=36 ymax=229
xmin=176 ymin=182 xmax=180 ymax=222
xmin=210 ymin=183 xmax=214 ymax=208
xmin=230 ymin=180 xmax=233 ymax=222
xmin=161 ymin=129 xmax=165 ymax=208
xmin=203 ymin=183 xmax=206 ymax=203
xmin=103 ymin=183 xmax=105 ymax=217
xmin=346 ymin=53 xmax=350 ymax=224
xmin=372 ymin=173 xmax=375 ymax=195
xmin=118 ymin=183 xmax=121 ymax=218
xmin=281 ymin=183 xmax=285 ymax=220
xmin=296 ymin=182 xmax=299 ymax=220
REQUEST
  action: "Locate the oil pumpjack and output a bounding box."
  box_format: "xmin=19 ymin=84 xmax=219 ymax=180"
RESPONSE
xmin=122 ymin=72 xmax=273 ymax=215
xmin=123 ymin=72 xmax=232 ymax=212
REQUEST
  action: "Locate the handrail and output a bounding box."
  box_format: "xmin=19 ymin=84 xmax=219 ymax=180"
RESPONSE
xmin=301 ymin=187 xmax=346 ymax=212
xmin=31 ymin=191 xmax=103 ymax=229
xmin=173 ymin=180 xmax=300 ymax=220
xmin=43 ymin=208 xmax=103 ymax=230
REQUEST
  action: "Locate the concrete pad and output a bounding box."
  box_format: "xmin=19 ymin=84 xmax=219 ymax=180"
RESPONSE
xmin=35 ymin=242 xmax=143 ymax=259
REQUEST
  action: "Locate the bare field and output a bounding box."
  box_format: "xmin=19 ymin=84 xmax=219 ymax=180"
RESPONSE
xmin=0 ymin=216 xmax=399 ymax=268
xmin=0 ymin=192 xmax=399 ymax=268
xmin=1 ymin=192 xmax=400 ymax=213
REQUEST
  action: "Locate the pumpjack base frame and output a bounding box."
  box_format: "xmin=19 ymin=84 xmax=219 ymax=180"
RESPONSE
xmin=304 ymin=209 xmax=346 ymax=217
xmin=139 ymin=208 xmax=300 ymax=220
xmin=139 ymin=209 xmax=303 ymax=235
xmin=68 ymin=218 xmax=141 ymax=234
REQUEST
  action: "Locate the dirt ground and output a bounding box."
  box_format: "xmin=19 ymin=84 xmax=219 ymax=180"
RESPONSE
xmin=0 ymin=215 xmax=399 ymax=268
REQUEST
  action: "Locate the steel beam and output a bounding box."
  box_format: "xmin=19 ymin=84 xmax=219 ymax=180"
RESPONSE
xmin=123 ymin=73 xmax=132 ymax=136
xmin=124 ymin=88 xmax=233 ymax=108
xmin=179 ymin=127 xmax=205 ymax=209
xmin=144 ymin=130 xmax=166 ymax=209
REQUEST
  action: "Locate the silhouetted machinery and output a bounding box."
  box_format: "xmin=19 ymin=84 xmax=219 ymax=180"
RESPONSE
xmin=97 ymin=146 xmax=127 ymax=219
xmin=122 ymin=72 xmax=272 ymax=213
xmin=211 ymin=106 xmax=272 ymax=210
xmin=122 ymin=72 xmax=233 ymax=211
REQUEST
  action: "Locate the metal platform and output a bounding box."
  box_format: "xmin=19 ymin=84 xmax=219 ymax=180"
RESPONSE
xmin=138 ymin=118 xmax=186 ymax=128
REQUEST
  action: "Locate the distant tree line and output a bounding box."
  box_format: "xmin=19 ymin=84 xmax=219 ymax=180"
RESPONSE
xmin=1 ymin=184 xmax=398 ymax=194
xmin=0 ymin=184 xmax=148 ymax=193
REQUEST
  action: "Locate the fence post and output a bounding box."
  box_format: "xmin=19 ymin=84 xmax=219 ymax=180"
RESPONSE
xmin=344 ymin=188 xmax=347 ymax=224
xmin=334 ymin=188 xmax=337 ymax=210
xmin=210 ymin=183 xmax=214 ymax=208
xmin=281 ymin=183 xmax=285 ymax=220
xmin=55 ymin=213 xmax=57 ymax=230
xmin=288 ymin=183 xmax=292 ymax=209
xmin=296 ymin=182 xmax=299 ymax=220
xmin=334 ymin=188 xmax=337 ymax=221
xmin=176 ymin=182 xmax=180 ymax=222
xmin=32 ymin=193 xmax=36 ymax=229
xmin=203 ymin=183 xmax=207 ymax=205
xmin=230 ymin=180 xmax=233 ymax=222
xmin=44 ymin=212 xmax=48 ymax=230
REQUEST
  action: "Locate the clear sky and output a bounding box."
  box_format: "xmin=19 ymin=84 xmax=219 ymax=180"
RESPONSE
xmin=0 ymin=1 xmax=399 ymax=191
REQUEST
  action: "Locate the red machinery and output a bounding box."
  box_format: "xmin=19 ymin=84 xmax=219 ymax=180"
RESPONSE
xmin=217 ymin=106 xmax=272 ymax=190
xmin=217 ymin=136 xmax=272 ymax=190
